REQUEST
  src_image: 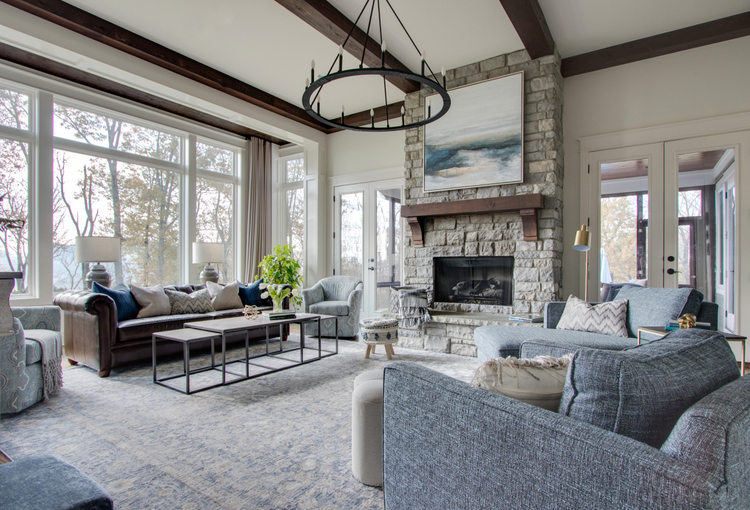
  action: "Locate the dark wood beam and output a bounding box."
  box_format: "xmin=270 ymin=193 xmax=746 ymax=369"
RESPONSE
xmin=498 ymin=0 xmax=555 ymax=59
xmin=0 ymin=0 xmax=329 ymax=132
xmin=0 ymin=41 xmax=290 ymax=145
xmin=333 ymin=101 xmax=405 ymax=131
xmin=562 ymin=11 xmax=750 ymax=78
xmin=275 ymin=0 xmax=419 ymax=94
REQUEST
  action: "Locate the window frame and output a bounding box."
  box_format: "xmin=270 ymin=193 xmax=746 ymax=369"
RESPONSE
xmin=276 ymin=151 xmax=306 ymax=281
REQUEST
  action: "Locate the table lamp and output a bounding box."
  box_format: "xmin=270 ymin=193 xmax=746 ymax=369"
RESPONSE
xmin=75 ymin=236 xmax=121 ymax=289
xmin=192 ymin=241 xmax=224 ymax=283
xmin=573 ymin=225 xmax=591 ymax=301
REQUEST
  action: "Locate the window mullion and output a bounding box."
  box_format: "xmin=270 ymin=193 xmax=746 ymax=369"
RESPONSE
xmin=35 ymin=91 xmax=54 ymax=303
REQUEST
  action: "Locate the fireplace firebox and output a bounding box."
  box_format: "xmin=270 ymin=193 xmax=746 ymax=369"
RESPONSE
xmin=433 ymin=256 xmax=514 ymax=306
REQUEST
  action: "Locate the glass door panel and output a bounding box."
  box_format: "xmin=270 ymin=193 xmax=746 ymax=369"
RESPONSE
xmin=339 ymin=192 xmax=364 ymax=280
xmin=375 ymin=188 xmax=401 ymax=312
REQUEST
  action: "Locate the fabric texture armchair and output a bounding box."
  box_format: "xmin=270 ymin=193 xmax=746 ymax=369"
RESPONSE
xmin=0 ymin=306 xmax=62 ymax=414
xmin=301 ymin=276 xmax=363 ymax=338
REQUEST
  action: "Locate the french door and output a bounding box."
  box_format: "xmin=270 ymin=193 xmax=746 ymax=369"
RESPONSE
xmin=333 ymin=179 xmax=403 ymax=319
xmin=586 ymin=132 xmax=748 ymax=334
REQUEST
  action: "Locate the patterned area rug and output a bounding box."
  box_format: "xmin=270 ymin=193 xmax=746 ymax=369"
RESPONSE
xmin=0 ymin=336 xmax=480 ymax=509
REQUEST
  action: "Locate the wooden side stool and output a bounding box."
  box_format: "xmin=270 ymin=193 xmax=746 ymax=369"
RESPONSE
xmin=360 ymin=317 xmax=399 ymax=360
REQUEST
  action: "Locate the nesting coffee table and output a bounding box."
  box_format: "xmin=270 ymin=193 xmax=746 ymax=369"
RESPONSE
xmin=153 ymin=313 xmax=338 ymax=393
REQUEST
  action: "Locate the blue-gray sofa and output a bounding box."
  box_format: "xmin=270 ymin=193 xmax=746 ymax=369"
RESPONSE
xmin=475 ymin=286 xmax=719 ymax=361
xmin=383 ymin=328 xmax=749 ymax=509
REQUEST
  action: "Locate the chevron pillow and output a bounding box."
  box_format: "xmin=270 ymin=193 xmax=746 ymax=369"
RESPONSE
xmin=556 ymin=295 xmax=628 ymax=337
xmin=164 ymin=288 xmax=214 ymax=315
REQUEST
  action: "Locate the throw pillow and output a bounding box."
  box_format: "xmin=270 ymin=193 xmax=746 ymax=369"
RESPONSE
xmin=471 ymin=354 xmax=573 ymax=411
xmin=206 ymin=280 xmax=243 ymax=311
xmin=559 ymin=328 xmax=740 ymax=448
xmin=91 ymin=282 xmax=139 ymax=322
xmin=129 ymin=284 xmax=171 ymax=319
xmin=556 ymin=295 xmax=628 ymax=337
xmin=164 ymin=288 xmax=213 ymax=314
xmin=238 ymin=280 xmax=270 ymax=307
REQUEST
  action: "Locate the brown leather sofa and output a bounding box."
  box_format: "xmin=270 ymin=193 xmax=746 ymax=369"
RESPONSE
xmin=53 ymin=284 xmax=285 ymax=377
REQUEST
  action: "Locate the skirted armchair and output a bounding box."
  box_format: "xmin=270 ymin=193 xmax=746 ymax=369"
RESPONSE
xmin=301 ymin=276 xmax=363 ymax=338
xmin=0 ymin=307 xmax=63 ymax=414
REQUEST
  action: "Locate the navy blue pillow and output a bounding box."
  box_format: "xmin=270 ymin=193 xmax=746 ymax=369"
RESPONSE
xmin=239 ymin=280 xmax=270 ymax=307
xmin=92 ymin=282 xmax=139 ymax=322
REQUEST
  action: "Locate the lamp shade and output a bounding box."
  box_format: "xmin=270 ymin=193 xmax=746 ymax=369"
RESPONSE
xmin=192 ymin=242 xmax=224 ymax=264
xmin=573 ymin=225 xmax=591 ymax=252
xmin=75 ymin=236 xmax=121 ymax=264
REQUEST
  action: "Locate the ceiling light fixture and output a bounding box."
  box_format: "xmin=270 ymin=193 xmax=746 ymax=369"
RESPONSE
xmin=302 ymin=0 xmax=451 ymax=132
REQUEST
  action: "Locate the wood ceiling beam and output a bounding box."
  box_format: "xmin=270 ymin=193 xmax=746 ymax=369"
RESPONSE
xmin=275 ymin=0 xmax=419 ymax=94
xmin=562 ymin=11 xmax=750 ymax=78
xmin=497 ymin=0 xmax=555 ymax=59
xmin=0 ymin=0 xmax=329 ymax=132
xmin=0 ymin=41 xmax=290 ymax=145
xmin=324 ymin=101 xmax=404 ymax=133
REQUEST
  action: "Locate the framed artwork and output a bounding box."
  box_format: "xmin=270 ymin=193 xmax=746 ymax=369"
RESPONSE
xmin=423 ymin=71 xmax=524 ymax=192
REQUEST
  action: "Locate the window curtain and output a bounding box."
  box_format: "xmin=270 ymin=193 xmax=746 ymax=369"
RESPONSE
xmin=244 ymin=137 xmax=272 ymax=282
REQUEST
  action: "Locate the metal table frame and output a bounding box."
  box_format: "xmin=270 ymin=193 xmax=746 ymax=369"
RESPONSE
xmin=152 ymin=328 xmax=224 ymax=394
xmin=184 ymin=313 xmax=339 ymax=387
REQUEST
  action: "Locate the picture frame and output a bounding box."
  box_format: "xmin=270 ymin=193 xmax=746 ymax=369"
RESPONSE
xmin=423 ymin=71 xmax=524 ymax=193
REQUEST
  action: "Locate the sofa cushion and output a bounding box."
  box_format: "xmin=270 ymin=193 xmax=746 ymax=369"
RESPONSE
xmin=165 ymin=288 xmax=213 ymax=314
xmin=471 ymin=354 xmax=572 ymax=411
xmin=475 ymin=325 xmax=636 ymax=362
xmin=117 ymin=314 xmax=211 ymax=342
xmin=615 ymin=286 xmax=703 ymax=337
xmin=92 ymin=282 xmax=139 ymax=322
xmin=239 ymin=279 xmax=271 ymax=307
xmin=556 ymin=295 xmax=628 ymax=337
xmin=129 ymin=284 xmax=171 ymax=319
xmin=310 ymin=301 xmax=349 ymax=316
xmin=559 ymin=328 xmax=740 ymax=448
xmin=206 ymin=280 xmax=242 ymax=311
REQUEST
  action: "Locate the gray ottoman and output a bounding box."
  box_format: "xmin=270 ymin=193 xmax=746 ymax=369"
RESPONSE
xmin=0 ymin=454 xmax=113 ymax=509
xmin=352 ymin=369 xmax=384 ymax=487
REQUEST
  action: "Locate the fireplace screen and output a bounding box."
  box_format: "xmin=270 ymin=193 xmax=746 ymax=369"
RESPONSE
xmin=433 ymin=256 xmax=514 ymax=306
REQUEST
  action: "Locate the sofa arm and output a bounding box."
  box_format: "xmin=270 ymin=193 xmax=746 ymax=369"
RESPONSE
xmin=383 ymin=362 xmax=722 ymax=510
xmin=53 ymin=290 xmax=117 ymax=377
xmin=544 ymin=301 xmax=566 ymax=328
xmin=301 ymin=283 xmax=324 ymax=312
xmin=697 ymin=301 xmax=719 ymax=330
xmin=347 ymin=287 xmax=363 ymax=314
xmin=12 ymin=306 xmax=61 ymax=332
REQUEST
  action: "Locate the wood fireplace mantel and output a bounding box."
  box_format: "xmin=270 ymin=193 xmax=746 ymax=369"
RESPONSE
xmin=400 ymin=193 xmax=545 ymax=245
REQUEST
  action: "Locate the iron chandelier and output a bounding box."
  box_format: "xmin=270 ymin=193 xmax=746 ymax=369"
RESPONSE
xmin=302 ymin=0 xmax=451 ymax=132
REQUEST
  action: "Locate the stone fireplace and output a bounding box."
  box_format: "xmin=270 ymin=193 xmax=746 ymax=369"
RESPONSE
xmin=398 ymin=49 xmax=564 ymax=356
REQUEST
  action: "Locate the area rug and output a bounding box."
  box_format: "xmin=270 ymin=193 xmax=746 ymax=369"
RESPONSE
xmin=0 ymin=337 xmax=480 ymax=509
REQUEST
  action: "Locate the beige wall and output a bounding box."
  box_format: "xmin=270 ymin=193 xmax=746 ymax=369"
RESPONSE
xmin=562 ymin=36 xmax=750 ymax=297
xmin=327 ymin=128 xmax=404 ymax=177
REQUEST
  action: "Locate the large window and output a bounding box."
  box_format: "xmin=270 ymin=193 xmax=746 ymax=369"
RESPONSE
xmin=279 ymin=155 xmax=305 ymax=277
xmin=0 ymin=78 xmax=242 ymax=301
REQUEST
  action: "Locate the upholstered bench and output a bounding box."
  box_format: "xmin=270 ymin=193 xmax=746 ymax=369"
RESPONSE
xmin=352 ymin=369 xmax=384 ymax=487
xmin=360 ymin=318 xmax=399 ymax=359
xmin=0 ymin=454 xmax=113 ymax=509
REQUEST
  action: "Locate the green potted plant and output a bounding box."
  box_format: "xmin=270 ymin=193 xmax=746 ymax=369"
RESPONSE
xmin=255 ymin=244 xmax=302 ymax=311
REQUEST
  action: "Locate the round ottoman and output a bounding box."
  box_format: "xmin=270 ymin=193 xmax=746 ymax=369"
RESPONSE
xmin=360 ymin=317 xmax=399 ymax=359
xmin=352 ymin=370 xmax=384 ymax=487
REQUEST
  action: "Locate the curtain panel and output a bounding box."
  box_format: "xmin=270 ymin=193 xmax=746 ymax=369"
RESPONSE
xmin=244 ymin=137 xmax=272 ymax=282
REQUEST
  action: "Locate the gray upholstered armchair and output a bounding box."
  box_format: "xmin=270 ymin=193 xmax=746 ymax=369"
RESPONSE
xmin=301 ymin=276 xmax=363 ymax=338
xmin=0 ymin=307 xmax=62 ymax=414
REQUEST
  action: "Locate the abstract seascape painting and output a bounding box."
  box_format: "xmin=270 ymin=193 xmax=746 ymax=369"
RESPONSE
xmin=424 ymin=72 xmax=524 ymax=192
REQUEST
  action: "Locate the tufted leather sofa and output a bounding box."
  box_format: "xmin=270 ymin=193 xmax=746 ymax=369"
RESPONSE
xmin=53 ymin=284 xmax=284 ymax=377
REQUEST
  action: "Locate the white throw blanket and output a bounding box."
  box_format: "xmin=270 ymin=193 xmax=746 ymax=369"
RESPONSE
xmin=27 ymin=333 xmax=63 ymax=401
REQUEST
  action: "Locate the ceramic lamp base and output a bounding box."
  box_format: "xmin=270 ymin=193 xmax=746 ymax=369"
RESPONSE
xmin=84 ymin=263 xmax=112 ymax=289
xmin=200 ymin=264 xmax=220 ymax=284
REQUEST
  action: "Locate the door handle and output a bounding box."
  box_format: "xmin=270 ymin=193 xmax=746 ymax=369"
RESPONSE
xmin=368 ymin=266 xmax=375 ymax=271
xmin=667 ymin=268 xmax=681 ymax=275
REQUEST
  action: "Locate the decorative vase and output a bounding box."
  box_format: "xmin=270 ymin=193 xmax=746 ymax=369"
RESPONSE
xmin=272 ymin=297 xmax=283 ymax=313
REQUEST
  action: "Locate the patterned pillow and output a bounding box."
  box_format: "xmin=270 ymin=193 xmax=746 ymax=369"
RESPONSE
xmin=164 ymin=288 xmax=213 ymax=314
xmin=556 ymin=295 xmax=628 ymax=337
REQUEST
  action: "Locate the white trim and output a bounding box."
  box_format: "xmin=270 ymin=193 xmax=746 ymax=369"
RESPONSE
xmin=328 ymin=166 xmax=405 ymax=187
xmin=53 ymin=137 xmax=183 ymax=173
xmin=579 ymin=110 xmax=750 ymax=152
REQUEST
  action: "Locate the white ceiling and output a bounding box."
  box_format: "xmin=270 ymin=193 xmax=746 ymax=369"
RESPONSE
xmin=40 ymin=0 xmax=750 ymax=123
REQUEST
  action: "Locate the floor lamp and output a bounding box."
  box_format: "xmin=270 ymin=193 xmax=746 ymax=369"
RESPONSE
xmin=573 ymin=225 xmax=591 ymax=302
